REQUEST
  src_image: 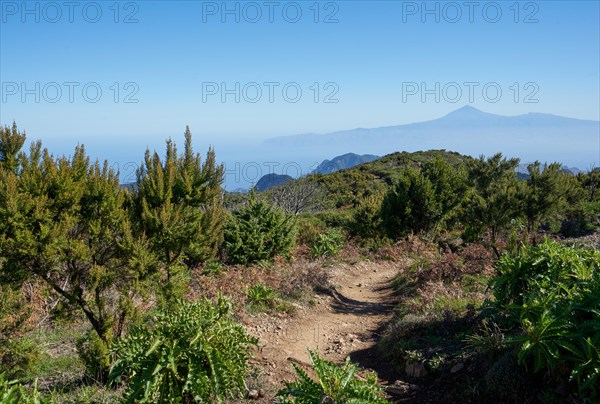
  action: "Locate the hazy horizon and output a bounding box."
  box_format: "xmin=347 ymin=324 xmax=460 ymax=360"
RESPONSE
xmin=12 ymin=104 xmax=599 ymax=190
xmin=1 ymin=1 xmax=599 ymax=188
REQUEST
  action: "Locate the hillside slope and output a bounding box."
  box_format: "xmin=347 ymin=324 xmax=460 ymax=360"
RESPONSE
xmin=307 ymin=149 xmax=472 ymax=208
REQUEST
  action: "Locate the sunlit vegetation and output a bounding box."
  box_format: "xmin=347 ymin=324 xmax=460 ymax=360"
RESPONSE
xmin=1 ymin=122 xmax=599 ymax=402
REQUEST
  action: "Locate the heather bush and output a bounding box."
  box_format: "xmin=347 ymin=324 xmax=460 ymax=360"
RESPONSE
xmin=224 ymin=194 xmax=296 ymax=265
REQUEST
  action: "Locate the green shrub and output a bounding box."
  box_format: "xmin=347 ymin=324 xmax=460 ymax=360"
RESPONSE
xmin=1 ymin=134 xmax=155 ymax=348
xmin=0 ymin=286 xmax=38 ymax=379
xmin=109 ymin=296 xmax=258 ymax=403
xmin=296 ymin=215 xmax=326 ymax=246
xmin=561 ymin=169 xmax=600 ymax=236
xmin=247 ymin=283 xmax=276 ymax=306
xmin=201 ymin=261 xmax=224 ymax=276
xmin=2 ymin=338 xmax=40 ymax=381
xmin=310 ymin=229 xmax=345 ymax=258
xmin=134 ymin=128 xmax=226 ymax=300
xmin=313 ymin=209 xmax=353 ymax=230
xmin=0 ymin=373 xmax=47 ymax=404
xmin=76 ymin=330 xmax=111 ymax=383
xmin=381 ymin=160 xmax=467 ymax=240
xmin=380 ymin=171 xmax=437 ymax=240
xmin=224 ymin=195 xmax=296 ymax=265
xmin=462 ymin=153 xmax=522 ymax=256
xmin=522 ymin=162 xmax=572 ymax=242
xmin=490 ymin=240 xmax=600 ymax=398
xmin=276 ymin=349 xmax=389 ymax=403
xmin=461 ymin=225 xmax=484 ymax=244
xmin=348 ymin=193 xmax=384 ymax=241
xmin=561 ymin=199 xmax=600 ymax=236
xmin=246 ymin=284 xmax=293 ymax=314
xmin=0 ymin=122 xmax=27 ymax=174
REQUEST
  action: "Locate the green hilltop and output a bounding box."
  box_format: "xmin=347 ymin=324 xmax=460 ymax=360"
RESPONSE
xmin=306 ymin=150 xmax=473 ymax=209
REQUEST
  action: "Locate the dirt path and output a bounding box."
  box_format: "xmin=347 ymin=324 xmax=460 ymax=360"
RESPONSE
xmin=245 ymin=260 xmax=403 ymax=395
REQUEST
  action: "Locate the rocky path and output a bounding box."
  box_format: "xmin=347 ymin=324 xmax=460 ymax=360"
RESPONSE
xmin=244 ymin=260 xmax=404 ymax=398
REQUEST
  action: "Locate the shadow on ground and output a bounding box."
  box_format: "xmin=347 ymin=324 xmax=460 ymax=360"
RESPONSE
xmin=329 ymin=290 xmax=397 ymax=315
xmin=329 ymin=278 xmax=402 ymax=384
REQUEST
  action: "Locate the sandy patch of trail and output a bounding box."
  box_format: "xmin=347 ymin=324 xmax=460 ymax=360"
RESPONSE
xmin=244 ymin=259 xmax=403 ymax=395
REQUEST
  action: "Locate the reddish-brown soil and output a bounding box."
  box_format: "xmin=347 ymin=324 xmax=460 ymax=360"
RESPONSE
xmin=242 ymin=259 xmax=408 ymax=401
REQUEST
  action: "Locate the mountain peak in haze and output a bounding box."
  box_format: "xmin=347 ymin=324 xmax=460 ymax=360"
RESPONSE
xmin=444 ymin=105 xmax=485 ymax=117
xmin=262 ymin=106 xmax=600 ymax=169
xmin=438 ymin=105 xmax=502 ymax=124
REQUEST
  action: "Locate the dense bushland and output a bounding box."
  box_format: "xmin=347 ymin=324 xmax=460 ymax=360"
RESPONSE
xmin=0 ymin=285 xmax=35 ymax=379
xmin=133 ymin=126 xmax=225 ymax=302
xmin=378 ymin=239 xmax=600 ymax=402
xmin=110 ymin=297 xmax=258 ymax=403
xmin=0 ymin=141 xmax=140 ymax=377
xmin=2 ymin=121 xmax=600 ymax=402
xmin=309 ymin=150 xmax=470 ymax=210
xmin=380 ymin=158 xmax=467 ymax=240
xmin=224 ymin=193 xmax=296 ymax=265
xmin=0 ymin=123 xmax=247 ymax=393
xmin=490 ymin=240 xmax=600 ymax=398
xmin=322 ymin=151 xmax=599 ymax=253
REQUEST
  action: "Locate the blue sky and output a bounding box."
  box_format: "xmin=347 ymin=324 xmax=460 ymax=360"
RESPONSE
xmin=1 ymin=0 xmax=599 ymax=182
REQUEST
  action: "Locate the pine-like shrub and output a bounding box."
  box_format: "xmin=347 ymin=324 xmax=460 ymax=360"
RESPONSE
xmin=76 ymin=330 xmax=112 ymax=383
xmin=296 ymin=215 xmax=326 ymax=247
xmin=0 ymin=285 xmax=38 ymax=379
xmin=380 ymin=159 xmax=467 ymax=240
xmin=523 ymin=162 xmax=571 ymax=241
xmin=0 ymin=130 xmax=153 ymax=359
xmin=0 ymin=122 xmax=26 ymax=174
xmin=276 ymin=349 xmax=390 ymax=403
xmin=380 ymin=167 xmax=438 ymax=239
xmin=109 ymin=297 xmax=258 ymax=403
xmin=224 ymin=195 xmax=296 ymax=265
xmin=349 ymin=193 xmax=384 ymax=241
xmin=562 ymin=169 xmax=600 ymax=236
xmin=134 ymin=127 xmax=225 ymax=300
xmin=462 ymin=153 xmax=523 ymax=256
